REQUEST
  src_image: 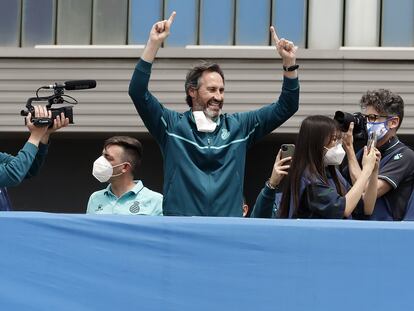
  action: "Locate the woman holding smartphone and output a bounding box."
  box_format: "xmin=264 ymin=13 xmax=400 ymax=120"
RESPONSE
xmin=276 ymin=115 xmax=379 ymax=219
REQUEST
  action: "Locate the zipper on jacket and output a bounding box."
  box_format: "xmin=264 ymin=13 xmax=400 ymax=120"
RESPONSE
xmin=207 ymin=134 xmax=212 ymax=216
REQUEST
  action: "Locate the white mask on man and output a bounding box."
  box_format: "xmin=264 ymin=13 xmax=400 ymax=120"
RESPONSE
xmin=92 ymin=156 xmax=126 ymax=183
xmin=323 ymin=143 xmax=346 ymax=166
xmin=193 ymin=111 xmax=218 ymax=133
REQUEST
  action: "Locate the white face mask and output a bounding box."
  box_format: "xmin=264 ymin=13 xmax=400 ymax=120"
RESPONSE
xmin=324 ymin=143 xmax=346 ymax=166
xmin=92 ymin=156 xmax=126 ymax=183
xmin=193 ymin=111 xmax=218 ymax=133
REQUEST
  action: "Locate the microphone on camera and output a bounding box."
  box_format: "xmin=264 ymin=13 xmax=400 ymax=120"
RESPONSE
xmin=44 ymin=80 xmax=97 ymax=90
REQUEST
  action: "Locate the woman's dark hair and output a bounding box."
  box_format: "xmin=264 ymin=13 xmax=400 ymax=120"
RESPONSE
xmin=185 ymin=61 xmax=224 ymax=107
xmin=278 ymin=115 xmax=345 ymax=218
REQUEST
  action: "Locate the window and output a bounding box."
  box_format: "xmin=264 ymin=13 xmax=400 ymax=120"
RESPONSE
xmin=199 ymin=0 xmax=234 ymax=45
xmin=235 ymin=0 xmax=271 ymax=45
xmin=129 ymin=0 xmax=163 ymax=44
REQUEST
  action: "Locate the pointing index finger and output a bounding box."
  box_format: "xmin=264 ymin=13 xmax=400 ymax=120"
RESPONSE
xmin=270 ymin=26 xmax=279 ymax=44
xmin=167 ymin=11 xmax=176 ymax=24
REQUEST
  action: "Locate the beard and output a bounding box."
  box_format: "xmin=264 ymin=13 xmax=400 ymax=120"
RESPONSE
xmin=204 ymin=98 xmax=223 ymax=120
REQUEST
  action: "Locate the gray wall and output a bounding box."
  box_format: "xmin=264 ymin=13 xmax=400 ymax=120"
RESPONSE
xmin=1 ymin=47 xmax=414 ymax=212
xmin=1 ymin=48 xmax=414 ymax=133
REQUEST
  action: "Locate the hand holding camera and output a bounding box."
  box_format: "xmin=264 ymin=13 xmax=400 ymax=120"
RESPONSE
xmin=334 ymin=111 xmax=367 ymax=141
xmin=20 ymin=79 xmax=96 ymax=128
xmin=21 ymin=80 xmax=96 ymax=145
xmin=26 ymin=106 xmax=52 ymax=146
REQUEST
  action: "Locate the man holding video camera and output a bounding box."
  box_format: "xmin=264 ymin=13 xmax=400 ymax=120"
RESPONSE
xmin=0 ymin=106 xmax=69 ymax=211
xmin=343 ymin=89 xmax=414 ymax=221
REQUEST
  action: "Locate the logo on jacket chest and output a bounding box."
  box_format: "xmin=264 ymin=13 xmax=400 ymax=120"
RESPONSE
xmin=221 ymin=129 xmax=230 ymax=140
xmin=129 ymin=201 xmax=140 ymax=214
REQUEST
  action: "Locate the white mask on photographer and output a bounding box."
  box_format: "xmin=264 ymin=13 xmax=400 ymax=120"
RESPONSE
xmin=92 ymin=156 xmax=126 ymax=183
xmin=324 ymin=143 xmax=346 ymax=166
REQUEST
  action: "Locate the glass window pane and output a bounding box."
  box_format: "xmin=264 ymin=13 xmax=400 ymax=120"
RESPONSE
xmin=0 ymin=0 xmax=21 ymax=46
xmin=382 ymin=0 xmax=414 ymax=47
xmin=272 ymin=0 xmax=306 ymax=48
xmin=129 ymin=0 xmax=163 ymax=44
xmin=22 ymin=0 xmax=56 ymax=47
xmin=308 ymin=0 xmax=343 ymax=49
xmin=235 ymin=0 xmax=271 ymax=45
xmin=57 ymin=0 xmax=92 ymax=45
xmin=200 ymin=0 xmax=234 ymax=45
xmin=164 ymin=0 xmax=198 ymax=47
xmin=92 ymin=0 xmax=128 ymax=45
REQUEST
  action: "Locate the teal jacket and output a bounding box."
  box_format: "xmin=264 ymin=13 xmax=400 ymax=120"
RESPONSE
xmin=129 ymin=59 xmax=299 ymax=216
xmin=0 ymin=142 xmax=48 ymax=187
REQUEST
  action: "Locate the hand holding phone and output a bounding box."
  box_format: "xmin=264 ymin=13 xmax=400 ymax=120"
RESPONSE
xmin=367 ymin=132 xmax=377 ymax=153
xmin=281 ymin=144 xmax=295 ymax=159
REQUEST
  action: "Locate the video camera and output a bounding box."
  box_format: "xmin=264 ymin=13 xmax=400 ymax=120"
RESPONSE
xmin=20 ymin=80 xmax=96 ymax=127
xmin=334 ymin=111 xmax=367 ymax=141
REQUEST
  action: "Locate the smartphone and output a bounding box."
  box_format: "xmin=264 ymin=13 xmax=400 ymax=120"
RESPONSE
xmin=281 ymin=144 xmax=295 ymax=159
xmin=367 ymin=132 xmax=377 ymax=152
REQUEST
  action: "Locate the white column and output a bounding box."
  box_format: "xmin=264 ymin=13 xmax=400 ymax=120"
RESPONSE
xmin=308 ymin=0 xmax=343 ymax=49
xmin=345 ymin=0 xmax=380 ymax=47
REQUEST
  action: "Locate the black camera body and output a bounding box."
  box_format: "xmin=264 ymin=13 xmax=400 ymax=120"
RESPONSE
xmin=21 ymin=96 xmax=74 ymax=127
xmin=334 ymin=111 xmax=367 ymax=140
xmin=19 ymin=79 xmax=96 ymax=127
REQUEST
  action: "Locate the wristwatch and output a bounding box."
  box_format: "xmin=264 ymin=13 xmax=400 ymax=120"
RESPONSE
xmin=266 ymin=179 xmax=278 ymax=190
xmin=283 ymin=64 xmax=299 ymax=72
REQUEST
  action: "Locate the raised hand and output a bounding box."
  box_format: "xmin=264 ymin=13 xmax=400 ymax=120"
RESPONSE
xmin=268 ymin=149 xmax=291 ymax=188
xmin=270 ymin=26 xmax=297 ymax=67
xmin=342 ymin=122 xmax=354 ymax=151
xmin=142 ymin=11 xmax=176 ymax=63
xmin=41 ymin=112 xmax=70 ymax=144
xmin=361 ymin=146 xmax=377 ymax=172
xmin=26 ymin=106 xmax=50 ymax=146
xmin=373 ymin=147 xmax=381 ymax=172
xmin=149 ymin=11 xmax=176 ymax=46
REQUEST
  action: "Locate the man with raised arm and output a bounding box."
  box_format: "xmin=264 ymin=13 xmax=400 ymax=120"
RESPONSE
xmin=128 ymin=12 xmax=300 ymax=216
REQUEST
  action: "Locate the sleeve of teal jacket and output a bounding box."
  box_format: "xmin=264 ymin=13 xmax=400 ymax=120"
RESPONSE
xmin=234 ymin=76 xmax=299 ymax=146
xmin=0 ymin=142 xmax=48 ymax=187
xmin=128 ymin=59 xmax=178 ymax=146
xmin=250 ymin=183 xmax=278 ymax=218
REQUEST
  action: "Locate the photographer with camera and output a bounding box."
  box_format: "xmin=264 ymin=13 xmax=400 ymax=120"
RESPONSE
xmin=279 ymin=115 xmax=379 ymax=219
xmin=342 ymin=89 xmax=414 ymax=221
xmin=0 ymin=106 xmax=69 ymax=211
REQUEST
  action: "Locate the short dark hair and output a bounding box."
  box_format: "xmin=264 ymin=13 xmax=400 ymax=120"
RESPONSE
xmin=360 ymin=89 xmax=404 ymax=129
xmin=103 ymin=136 xmax=143 ymax=173
xmin=185 ymin=61 xmax=225 ymax=107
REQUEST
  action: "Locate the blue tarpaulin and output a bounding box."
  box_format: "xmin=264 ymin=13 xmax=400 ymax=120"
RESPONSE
xmin=0 ymin=212 xmax=413 ymax=310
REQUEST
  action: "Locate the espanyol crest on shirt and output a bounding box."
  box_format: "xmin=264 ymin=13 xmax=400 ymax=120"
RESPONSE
xmin=221 ymin=129 xmax=230 ymax=140
xmin=129 ymin=201 xmax=140 ymax=214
